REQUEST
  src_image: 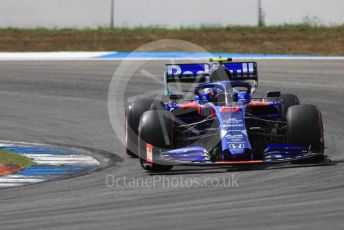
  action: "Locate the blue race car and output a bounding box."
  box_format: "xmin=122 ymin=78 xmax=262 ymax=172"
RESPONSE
xmin=125 ymin=58 xmax=325 ymax=172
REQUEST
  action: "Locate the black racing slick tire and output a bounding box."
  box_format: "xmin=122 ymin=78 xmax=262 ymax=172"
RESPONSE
xmin=138 ymin=110 xmax=174 ymax=172
xmin=125 ymin=99 xmax=163 ymax=158
xmin=139 ymin=159 xmax=173 ymax=173
xmin=281 ymin=94 xmax=300 ymax=117
xmin=286 ymin=104 xmax=324 ymax=163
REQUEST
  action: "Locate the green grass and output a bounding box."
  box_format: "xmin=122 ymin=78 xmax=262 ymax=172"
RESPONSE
xmin=1 ymin=25 xmax=344 ymax=55
xmin=0 ymin=24 xmax=343 ymax=33
xmin=0 ymin=150 xmax=34 ymax=167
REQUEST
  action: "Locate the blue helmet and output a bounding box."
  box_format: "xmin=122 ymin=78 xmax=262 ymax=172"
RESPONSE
xmin=238 ymin=91 xmax=251 ymax=104
xmin=197 ymin=87 xmax=218 ymax=103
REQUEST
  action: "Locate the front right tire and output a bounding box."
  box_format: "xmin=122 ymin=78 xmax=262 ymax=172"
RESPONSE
xmin=286 ymin=104 xmax=324 ymax=163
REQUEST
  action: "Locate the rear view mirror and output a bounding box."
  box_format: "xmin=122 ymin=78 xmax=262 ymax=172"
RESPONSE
xmin=267 ymin=91 xmax=281 ymax=98
xmin=169 ymin=94 xmax=183 ymax=100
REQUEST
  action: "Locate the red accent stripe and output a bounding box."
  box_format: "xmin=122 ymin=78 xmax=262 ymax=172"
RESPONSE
xmin=146 ymin=144 xmax=153 ymax=164
xmin=214 ymin=160 xmax=264 ymax=165
xmin=180 ymin=103 xmax=201 ymax=114
xmin=220 ymin=106 xmax=240 ymax=113
xmin=125 ymin=111 xmax=128 ymax=150
xmin=248 ymin=101 xmax=271 ymax=107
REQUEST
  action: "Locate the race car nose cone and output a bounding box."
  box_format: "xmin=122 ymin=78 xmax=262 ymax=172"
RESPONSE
xmin=225 ymin=148 xmax=252 ymax=161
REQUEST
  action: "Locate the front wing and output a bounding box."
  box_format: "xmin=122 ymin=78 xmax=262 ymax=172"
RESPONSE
xmin=142 ymin=144 xmax=323 ymax=167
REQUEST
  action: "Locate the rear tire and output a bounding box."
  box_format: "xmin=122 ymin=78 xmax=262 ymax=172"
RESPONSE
xmin=287 ymin=104 xmax=324 ymax=163
xmin=138 ymin=110 xmax=174 ymax=172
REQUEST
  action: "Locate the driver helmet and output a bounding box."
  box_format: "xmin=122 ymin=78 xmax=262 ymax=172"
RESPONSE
xmin=238 ymin=91 xmax=251 ymax=104
xmin=198 ymin=87 xmax=218 ymax=103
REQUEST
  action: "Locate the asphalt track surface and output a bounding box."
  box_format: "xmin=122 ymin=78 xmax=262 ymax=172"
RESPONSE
xmin=0 ymin=60 xmax=343 ymax=230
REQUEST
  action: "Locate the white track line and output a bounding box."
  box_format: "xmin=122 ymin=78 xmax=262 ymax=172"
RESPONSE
xmin=0 ymin=52 xmax=344 ymax=61
xmin=0 ymin=183 xmax=23 ymax=187
xmin=29 ymin=160 xmax=98 ymax=165
xmin=0 ymin=140 xmax=48 ymax=146
xmin=93 ymin=57 xmax=344 ymax=61
xmin=0 ymin=178 xmax=45 ymax=183
xmin=23 ymin=154 xmax=100 ymax=165
xmin=0 ymin=175 xmax=46 ymax=187
xmin=0 ymin=52 xmax=112 ymax=60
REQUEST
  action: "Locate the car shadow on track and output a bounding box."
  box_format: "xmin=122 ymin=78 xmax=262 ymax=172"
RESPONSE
xmin=225 ymin=160 xmax=338 ymax=172
xmin=148 ymin=158 xmax=341 ymax=176
xmin=148 ymin=167 xmax=229 ymax=176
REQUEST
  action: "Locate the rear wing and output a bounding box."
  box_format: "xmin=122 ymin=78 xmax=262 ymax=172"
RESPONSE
xmin=164 ymin=61 xmax=258 ymax=95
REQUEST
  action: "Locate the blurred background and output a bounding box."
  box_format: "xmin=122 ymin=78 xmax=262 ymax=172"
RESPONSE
xmin=0 ymin=0 xmax=343 ymax=28
xmin=0 ymin=0 xmax=343 ymax=54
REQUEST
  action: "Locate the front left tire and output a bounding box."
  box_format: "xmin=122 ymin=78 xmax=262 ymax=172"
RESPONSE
xmin=125 ymin=99 xmax=163 ymax=158
xmin=138 ymin=110 xmax=174 ymax=172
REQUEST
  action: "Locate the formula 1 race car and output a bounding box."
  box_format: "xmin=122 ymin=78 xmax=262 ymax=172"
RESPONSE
xmin=125 ymin=57 xmax=325 ymax=172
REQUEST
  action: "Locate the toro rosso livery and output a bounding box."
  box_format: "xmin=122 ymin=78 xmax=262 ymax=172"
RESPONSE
xmin=126 ymin=58 xmax=325 ymax=172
